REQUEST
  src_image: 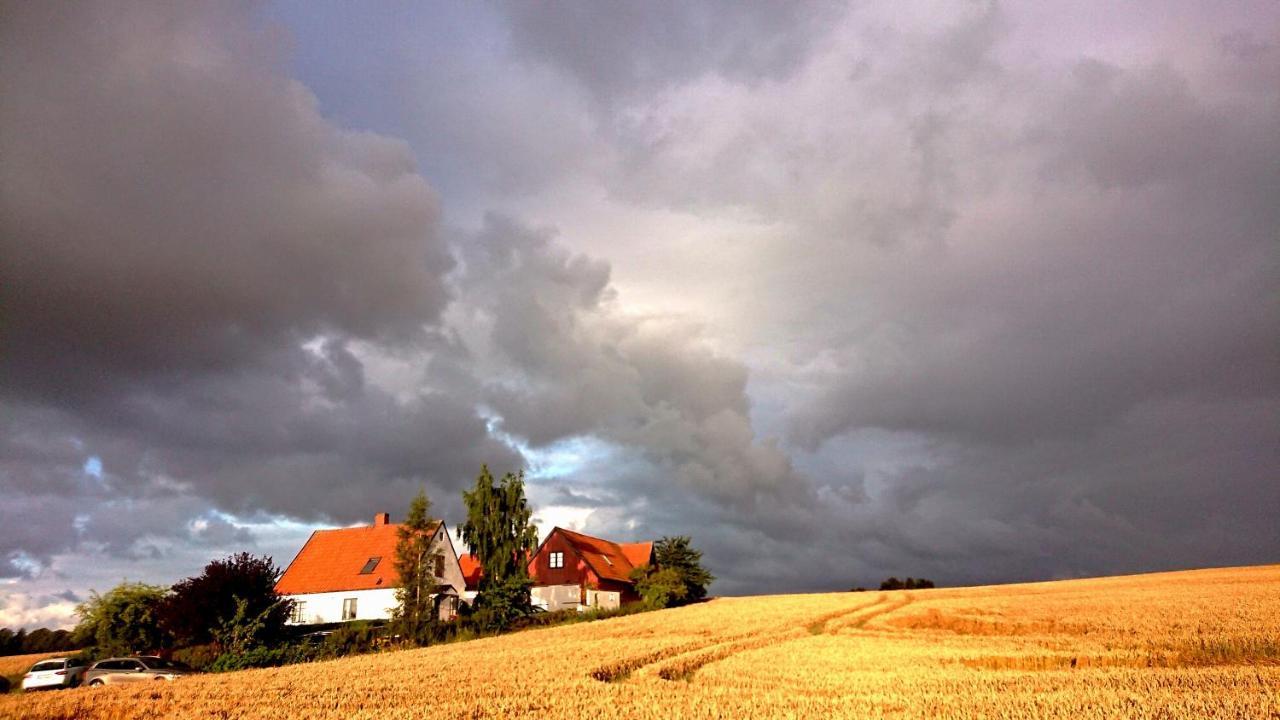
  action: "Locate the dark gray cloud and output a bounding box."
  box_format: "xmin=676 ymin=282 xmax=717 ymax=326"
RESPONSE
xmin=0 ymin=1 xmax=515 ymax=579
xmin=495 ymin=0 xmax=841 ymax=103
xmin=1 ymin=2 xmax=452 ymax=401
xmin=2 ymin=0 xmax=1278 ymax=616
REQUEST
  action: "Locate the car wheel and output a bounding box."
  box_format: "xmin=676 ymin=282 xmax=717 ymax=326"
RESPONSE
xmin=89 ymin=679 xmax=105 ymax=687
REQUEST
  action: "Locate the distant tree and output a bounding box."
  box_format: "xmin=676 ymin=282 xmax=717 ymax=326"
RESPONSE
xmin=460 ymin=466 xmax=539 ymax=630
xmin=653 ymin=536 xmax=714 ymax=604
xmin=879 ymin=576 xmax=934 ymax=590
xmin=0 ymin=627 xmax=87 ymax=655
xmin=74 ymin=582 xmax=170 ymax=655
xmin=159 ymin=553 xmax=291 ymax=649
xmin=630 ymin=566 xmax=688 ymax=608
xmin=0 ymin=628 xmax=21 ymax=655
xmin=392 ymin=490 xmax=445 ymax=645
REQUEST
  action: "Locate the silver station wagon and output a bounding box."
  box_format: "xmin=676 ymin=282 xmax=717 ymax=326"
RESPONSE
xmin=83 ymin=656 xmax=195 ymax=686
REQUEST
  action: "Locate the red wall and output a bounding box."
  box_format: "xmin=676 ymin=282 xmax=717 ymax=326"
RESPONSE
xmin=528 ymin=531 xmax=589 ymax=586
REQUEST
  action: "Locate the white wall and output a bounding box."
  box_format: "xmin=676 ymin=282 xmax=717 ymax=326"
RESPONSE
xmin=532 ymin=584 xmax=581 ymax=612
xmin=284 ymin=525 xmax=468 ymax=624
xmin=287 ymin=588 xmax=398 ymax=624
xmin=585 ymin=589 xmax=620 ymax=610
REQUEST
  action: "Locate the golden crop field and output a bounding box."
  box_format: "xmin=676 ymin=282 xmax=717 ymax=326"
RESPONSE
xmin=4 ymin=564 xmax=1277 ymax=719
xmin=1 ymin=652 xmax=66 ymax=682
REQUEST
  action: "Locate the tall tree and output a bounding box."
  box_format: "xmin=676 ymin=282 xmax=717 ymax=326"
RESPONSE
xmin=392 ymin=490 xmax=444 ymax=645
xmin=74 ymin=582 xmax=170 ymax=655
xmin=460 ymin=465 xmax=538 ymax=630
xmin=158 ymin=553 xmax=291 ymax=648
xmin=654 ymin=536 xmax=715 ymax=604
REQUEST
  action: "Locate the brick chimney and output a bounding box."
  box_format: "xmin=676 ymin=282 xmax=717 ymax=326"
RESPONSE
xmin=374 ymin=512 xmax=390 ymax=526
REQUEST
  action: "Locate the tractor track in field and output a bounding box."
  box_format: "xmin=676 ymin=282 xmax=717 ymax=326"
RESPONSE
xmin=589 ymin=593 xmax=913 ymax=684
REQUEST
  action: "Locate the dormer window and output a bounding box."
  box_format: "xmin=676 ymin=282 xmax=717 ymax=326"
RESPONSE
xmin=359 ymin=556 xmax=381 ymax=574
xmin=549 ymin=551 xmax=564 ymax=569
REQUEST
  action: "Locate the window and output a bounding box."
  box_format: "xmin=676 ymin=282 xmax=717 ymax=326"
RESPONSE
xmin=124 ymin=661 xmax=144 ymax=671
xmin=290 ymin=601 xmax=308 ymax=624
xmin=342 ymin=597 xmax=358 ymax=620
xmin=549 ymin=551 xmax=564 ymax=569
xmin=359 ymin=556 xmax=381 ymax=574
xmin=434 ymin=555 xmax=444 ymax=577
xmin=31 ymin=661 xmax=62 ymax=672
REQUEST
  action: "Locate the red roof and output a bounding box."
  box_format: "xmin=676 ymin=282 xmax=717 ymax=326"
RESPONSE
xmin=275 ymin=519 xmax=441 ymax=595
xmin=459 ymin=553 xmax=482 ymax=591
xmin=620 ymin=541 xmax=654 ymax=568
xmin=548 ymin=528 xmax=653 ymax=584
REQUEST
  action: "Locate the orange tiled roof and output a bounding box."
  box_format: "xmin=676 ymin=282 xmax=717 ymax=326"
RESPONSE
xmin=620 ymin=541 xmax=654 ymax=568
xmin=459 ymin=553 xmax=482 ymax=591
xmin=555 ymin=528 xmax=652 ymax=584
xmin=275 ymin=520 xmax=440 ymax=595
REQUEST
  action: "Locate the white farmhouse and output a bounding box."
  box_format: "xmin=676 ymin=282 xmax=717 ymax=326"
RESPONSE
xmin=275 ymin=512 xmax=466 ymax=625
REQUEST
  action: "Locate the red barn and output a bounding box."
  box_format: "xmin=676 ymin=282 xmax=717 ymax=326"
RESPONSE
xmin=527 ymin=527 xmax=654 ymax=611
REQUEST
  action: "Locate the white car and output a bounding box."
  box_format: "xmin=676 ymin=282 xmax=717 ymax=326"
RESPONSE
xmin=22 ymin=657 xmax=88 ymax=691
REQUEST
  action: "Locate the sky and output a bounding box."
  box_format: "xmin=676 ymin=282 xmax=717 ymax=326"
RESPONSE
xmin=1 ymin=1 xmax=1277 ymax=630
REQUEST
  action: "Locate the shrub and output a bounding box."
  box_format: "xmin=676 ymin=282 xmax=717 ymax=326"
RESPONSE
xmin=324 ymin=621 xmax=382 ymax=656
xmin=172 ymin=644 xmax=220 ymax=672
xmin=632 ymin=567 xmax=688 ymax=609
xmin=208 ymin=643 xmax=321 ymax=672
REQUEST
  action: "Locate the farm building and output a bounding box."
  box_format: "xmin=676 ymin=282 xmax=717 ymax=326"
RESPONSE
xmin=275 ymin=513 xmax=466 ymax=625
xmin=527 ymin=527 xmax=654 ymax=611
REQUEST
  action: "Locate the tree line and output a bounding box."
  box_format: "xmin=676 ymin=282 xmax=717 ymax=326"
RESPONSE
xmin=0 ymin=627 xmax=89 ymax=656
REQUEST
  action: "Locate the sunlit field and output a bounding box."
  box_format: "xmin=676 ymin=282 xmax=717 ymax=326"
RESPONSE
xmin=2 ymin=652 xmax=65 ymax=692
xmin=4 ymin=565 xmax=1277 ymax=719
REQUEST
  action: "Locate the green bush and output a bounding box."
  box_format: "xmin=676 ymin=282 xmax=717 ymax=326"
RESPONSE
xmin=324 ymin=621 xmax=382 ymax=655
xmin=172 ymin=644 xmax=220 ymax=671
xmin=208 ymin=643 xmax=321 ymax=672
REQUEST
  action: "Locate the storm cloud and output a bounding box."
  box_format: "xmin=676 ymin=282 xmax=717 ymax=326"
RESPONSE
xmin=2 ymin=0 xmax=1277 ymax=623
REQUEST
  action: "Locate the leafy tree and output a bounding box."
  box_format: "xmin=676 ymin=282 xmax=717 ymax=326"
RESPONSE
xmin=0 ymin=628 xmax=20 ymax=655
xmin=212 ymin=596 xmax=276 ymax=655
xmin=158 ymin=553 xmax=291 ymax=648
xmin=654 ymin=536 xmax=714 ymax=604
xmin=630 ymin=565 xmax=688 ymax=608
xmin=392 ymin=490 xmax=445 ymax=645
xmin=460 ymin=465 xmax=538 ymax=630
xmin=74 ymin=582 xmax=170 ymax=655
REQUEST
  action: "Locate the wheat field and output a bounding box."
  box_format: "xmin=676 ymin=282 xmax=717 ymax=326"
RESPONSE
xmin=4 ymin=564 xmax=1277 ymax=719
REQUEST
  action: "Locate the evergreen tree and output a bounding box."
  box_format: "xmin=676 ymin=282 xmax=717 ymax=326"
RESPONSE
xmin=460 ymin=466 xmax=538 ymax=630
xmin=392 ymin=490 xmax=444 ymax=645
xmin=654 ymin=536 xmax=714 ymax=603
